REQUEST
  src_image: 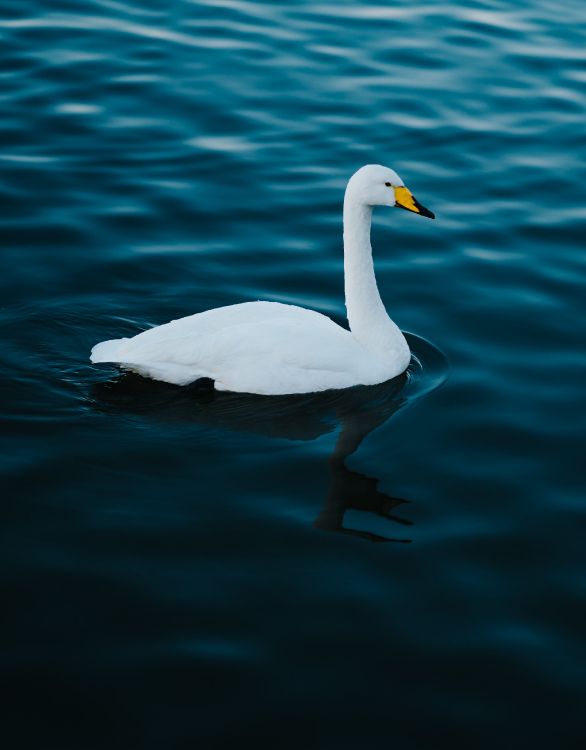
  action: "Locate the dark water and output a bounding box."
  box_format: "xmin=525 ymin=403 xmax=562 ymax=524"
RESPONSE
xmin=1 ymin=1 xmax=585 ymax=747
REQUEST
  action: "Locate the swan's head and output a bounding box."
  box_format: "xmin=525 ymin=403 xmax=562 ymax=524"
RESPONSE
xmin=346 ymin=164 xmax=435 ymax=219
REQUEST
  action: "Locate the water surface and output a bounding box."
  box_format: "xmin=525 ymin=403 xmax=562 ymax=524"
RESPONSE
xmin=1 ymin=1 xmax=585 ymax=747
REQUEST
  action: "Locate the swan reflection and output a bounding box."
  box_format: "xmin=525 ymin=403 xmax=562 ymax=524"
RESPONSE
xmin=317 ymin=405 xmax=413 ymax=543
xmin=92 ymin=369 xmax=414 ymax=543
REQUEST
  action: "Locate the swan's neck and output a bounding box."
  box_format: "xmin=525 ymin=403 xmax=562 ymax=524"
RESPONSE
xmin=343 ymin=194 xmax=398 ymax=352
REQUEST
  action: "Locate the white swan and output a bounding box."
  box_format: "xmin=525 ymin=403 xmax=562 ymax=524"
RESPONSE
xmin=91 ymin=164 xmax=434 ymax=395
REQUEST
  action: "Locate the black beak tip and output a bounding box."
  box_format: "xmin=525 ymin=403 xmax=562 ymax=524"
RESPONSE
xmin=413 ymin=197 xmax=435 ymax=220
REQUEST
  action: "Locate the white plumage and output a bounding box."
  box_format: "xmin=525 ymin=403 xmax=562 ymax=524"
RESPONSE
xmin=91 ymin=164 xmax=434 ymax=395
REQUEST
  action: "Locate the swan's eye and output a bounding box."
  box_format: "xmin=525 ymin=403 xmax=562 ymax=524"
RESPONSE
xmin=385 ymin=182 xmax=392 ymax=187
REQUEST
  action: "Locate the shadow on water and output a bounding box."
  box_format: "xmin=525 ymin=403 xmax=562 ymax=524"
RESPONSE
xmin=91 ymin=332 xmax=448 ymax=543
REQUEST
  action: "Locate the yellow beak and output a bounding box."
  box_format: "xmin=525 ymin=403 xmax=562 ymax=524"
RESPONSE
xmin=394 ymin=186 xmax=435 ymax=219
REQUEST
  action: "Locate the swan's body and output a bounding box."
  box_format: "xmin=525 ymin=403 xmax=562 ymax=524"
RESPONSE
xmin=91 ymin=165 xmax=434 ymax=395
xmin=91 ymin=300 xmax=407 ymax=393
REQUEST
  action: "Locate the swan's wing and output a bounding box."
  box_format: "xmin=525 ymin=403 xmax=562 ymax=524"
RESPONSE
xmin=92 ymin=302 xmax=315 ymax=366
xmin=96 ymin=301 xmax=370 ymax=393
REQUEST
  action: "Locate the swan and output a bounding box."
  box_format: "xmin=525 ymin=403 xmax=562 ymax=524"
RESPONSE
xmin=90 ymin=164 xmax=434 ymax=395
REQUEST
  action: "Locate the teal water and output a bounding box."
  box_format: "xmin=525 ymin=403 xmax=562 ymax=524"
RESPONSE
xmin=1 ymin=1 xmax=585 ymax=747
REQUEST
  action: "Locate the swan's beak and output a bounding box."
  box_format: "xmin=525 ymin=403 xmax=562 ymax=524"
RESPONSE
xmin=394 ymin=186 xmax=435 ymax=219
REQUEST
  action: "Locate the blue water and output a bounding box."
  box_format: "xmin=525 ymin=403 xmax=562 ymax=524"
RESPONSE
xmin=1 ymin=0 xmax=585 ymax=746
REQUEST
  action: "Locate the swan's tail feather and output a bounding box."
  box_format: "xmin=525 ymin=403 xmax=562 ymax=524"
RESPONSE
xmin=90 ymin=338 xmax=127 ymax=363
xmin=91 ymin=339 xmax=208 ymax=386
